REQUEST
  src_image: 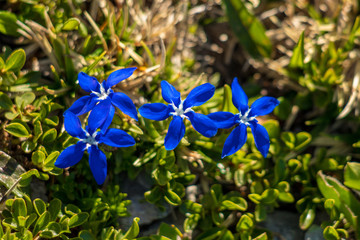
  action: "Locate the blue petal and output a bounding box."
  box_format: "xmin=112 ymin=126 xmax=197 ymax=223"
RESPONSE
xmin=139 ymin=103 xmax=171 ymax=121
xmin=100 ymin=129 xmax=136 ymax=147
xmin=249 ymin=122 xmax=270 ymax=158
xmin=183 ymin=83 xmax=215 ymax=109
xmin=231 ymin=78 xmax=248 ymax=114
xmin=161 ymin=81 xmax=181 ymax=106
xmin=88 ymin=98 xmax=112 ymax=133
xmin=54 ymin=142 xmax=86 ymax=168
xmin=249 ymin=96 xmax=280 ymax=117
xmin=222 ymin=124 xmax=247 ymax=158
xmin=185 ymin=111 xmax=217 ymax=138
xmin=207 ymin=112 xmax=237 ymax=129
xmin=66 ymin=95 xmax=97 ymax=116
xmin=64 ymin=112 xmax=86 ymax=139
xmin=100 ymin=105 xmax=115 ymax=132
xmin=88 ymin=145 xmax=107 ymax=185
xmin=111 ymin=92 xmax=138 ymax=120
xmin=104 ymin=67 xmax=136 ymax=89
xmin=164 ymin=116 xmax=185 ymax=150
xmin=78 ymin=72 xmax=100 ymax=92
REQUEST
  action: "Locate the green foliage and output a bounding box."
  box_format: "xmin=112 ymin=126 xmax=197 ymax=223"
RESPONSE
xmin=0 ymin=1 xmax=359 ymax=239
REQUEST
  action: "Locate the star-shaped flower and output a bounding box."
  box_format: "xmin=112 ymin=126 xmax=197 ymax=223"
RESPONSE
xmin=208 ymin=78 xmax=279 ymax=158
xmin=67 ymin=67 xmax=138 ymax=130
xmin=139 ymin=81 xmax=217 ymax=150
xmin=55 ymin=112 xmax=135 ymax=184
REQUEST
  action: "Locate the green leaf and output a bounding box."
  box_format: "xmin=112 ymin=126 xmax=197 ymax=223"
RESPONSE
xmin=15 ymin=92 xmax=35 ymax=109
xmin=0 ymin=92 xmax=13 ymax=110
xmin=299 ymin=205 xmax=316 ymax=230
xmin=5 ymin=122 xmax=30 ymax=138
xmin=184 ymin=213 xmax=200 ymax=232
xmin=31 ymin=150 xmax=46 ymax=167
xmin=253 ymin=233 xmax=268 ymax=240
xmin=144 ymin=186 xmax=162 ymax=204
xmin=261 ymin=188 xmax=279 ymax=204
xmin=281 ymin=132 xmax=296 ymax=149
xmin=21 ymin=140 xmax=36 ymax=153
xmin=33 ymin=198 xmax=47 ymax=216
xmin=289 ymin=31 xmax=305 ymax=69
xmin=79 ymin=230 xmax=97 ymax=240
xmin=158 ymin=223 xmax=182 ymax=239
xmin=43 ymin=151 xmax=60 ymax=172
xmin=62 ymin=18 xmax=80 ymax=31
xmin=295 ymin=132 xmax=312 ymax=151
xmin=223 ymin=0 xmax=272 ymax=58
xmin=5 ymin=49 xmax=26 ymax=72
xmin=317 ymin=171 xmax=360 ymax=237
xmin=344 ymin=162 xmax=360 ymax=190
xmin=164 ymin=189 xmax=182 ymax=206
xmin=33 ymin=211 xmax=50 ymax=235
xmin=48 ymin=198 xmax=61 ymax=221
xmin=12 ymin=198 xmax=27 ymax=217
xmin=41 ymin=128 xmax=57 ymax=143
xmin=323 ymin=226 xmax=340 ymax=240
xmin=25 ymin=213 xmax=37 ymax=229
xmin=69 ymin=212 xmax=89 ymax=228
xmin=221 ymin=198 xmax=247 ymax=211
xmin=0 ymin=11 xmax=18 ymax=36
xmin=65 ymin=204 xmax=81 ymax=216
xmin=236 ymin=214 xmax=253 ymax=232
xmin=41 ymin=222 xmax=61 ymax=238
xmin=122 ymin=217 xmax=140 ymax=239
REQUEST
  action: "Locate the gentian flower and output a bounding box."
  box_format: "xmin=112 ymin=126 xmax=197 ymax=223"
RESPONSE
xmin=208 ymin=78 xmax=279 ymax=158
xmin=67 ymin=67 xmax=138 ymax=130
xmin=55 ymin=112 xmax=135 ymax=184
xmin=139 ymin=81 xmax=217 ymax=150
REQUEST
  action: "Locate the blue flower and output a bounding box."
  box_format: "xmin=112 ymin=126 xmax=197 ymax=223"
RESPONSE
xmin=67 ymin=67 xmax=138 ymax=130
xmin=208 ymin=78 xmax=279 ymax=158
xmin=55 ymin=112 xmax=135 ymax=184
xmin=139 ymin=81 xmax=217 ymax=150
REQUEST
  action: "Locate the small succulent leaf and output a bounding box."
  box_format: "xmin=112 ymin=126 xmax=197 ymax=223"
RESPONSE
xmin=344 ymin=162 xmax=360 ymax=190
xmin=158 ymin=223 xmax=181 ymax=239
xmin=0 ymin=92 xmax=13 ymax=110
xmin=33 ymin=211 xmax=50 ymax=235
xmin=69 ymin=212 xmax=89 ymax=228
xmin=164 ymin=189 xmax=182 ymax=206
xmin=5 ymin=49 xmax=26 ymax=72
xmin=236 ymin=214 xmax=254 ymax=232
xmin=122 ymin=217 xmax=140 ymax=239
xmin=12 ymin=198 xmax=27 ymax=218
xmin=5 ymin=122 xmax=30 ymax=138
xmin=62 ymin=18 xmax=80 ymax=31
xmin=299 ymin=205 xmax=316 ymax=230
xmin=48 ymin=198 xmax=62 ymax=221
xmin=33 ymin=198 xmax=47 ymax=216
xmin=323 ymin=226 xmax=340 ymax=240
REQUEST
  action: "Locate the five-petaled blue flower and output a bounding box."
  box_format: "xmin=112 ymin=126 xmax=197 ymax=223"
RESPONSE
xmin=67 ymin=68 xmax=138 ymax=131
xmin=139 ymin=81 xmax=217 ymax=150
xmin=55 ymin=112 xmax=135 ymax=185
xmin=208 ymin=78 xmax=279 ymax=158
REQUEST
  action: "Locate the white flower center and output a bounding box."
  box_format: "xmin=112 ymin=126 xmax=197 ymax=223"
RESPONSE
xmin=92 ymin=84 xmax=111 ymax=100
xmin=81 ymin=131 xmax=99 ymax=149
xmin=237 ymin=108 xmax=256 ymax=125
xmin=170 ymin=99 xmax=193 ymax=119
